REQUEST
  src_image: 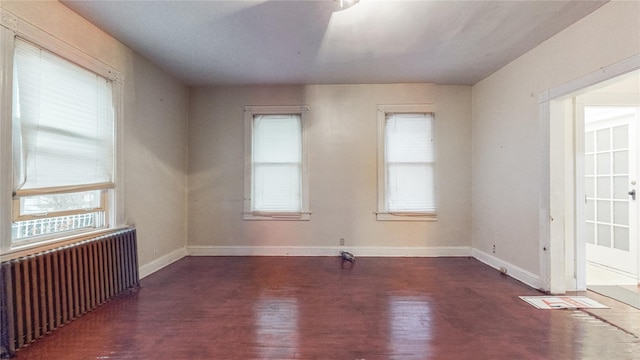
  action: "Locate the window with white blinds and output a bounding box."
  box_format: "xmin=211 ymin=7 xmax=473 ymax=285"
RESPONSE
xmin=252 ymin=114 xmax=302 ymax=212
xmin=13 ymin=39 xmax=114 ymax=191
xmin=377 ymin=105 xmax=436 ymax=221
xmin=11 ymin=38 xmax=115 ymax=240
xmin=244 ymin=106 xmax=310 ymax=220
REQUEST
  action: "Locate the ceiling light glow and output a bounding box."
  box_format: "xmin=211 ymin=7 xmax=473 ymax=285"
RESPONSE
xmin=338 ymin=0 xmax=360 ymax=11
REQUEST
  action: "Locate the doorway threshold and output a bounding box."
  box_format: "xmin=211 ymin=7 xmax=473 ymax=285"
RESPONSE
xmin=588 ymin=285 xmax=640 ymax=309
xmin=586 ymin=262 xmax=639 ymax=309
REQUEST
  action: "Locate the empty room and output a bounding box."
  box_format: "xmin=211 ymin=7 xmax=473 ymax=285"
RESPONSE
xmin=1 ymin=1 xmax=639 ymax=359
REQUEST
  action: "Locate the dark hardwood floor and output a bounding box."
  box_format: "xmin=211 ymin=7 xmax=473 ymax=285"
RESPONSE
xmin=11 ymin=256 xmax=640 ymax=359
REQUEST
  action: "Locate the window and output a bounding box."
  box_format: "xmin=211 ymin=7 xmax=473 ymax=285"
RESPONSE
xmin=11 ymin=38 xmax=115 ymax=241
xmin=0 ymin=11 xmax=124 ymax=250
xmin=377 ymin=105 xmax=436 ymax=221
xmin=244 ymin=106 xmax=310 ymax=220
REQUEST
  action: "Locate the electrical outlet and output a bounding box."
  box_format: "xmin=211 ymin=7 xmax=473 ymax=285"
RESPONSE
xmin=492 ymin=245 xmax=496 ymax=254
xmin=340 ymin=238 xmax=345 ymax=246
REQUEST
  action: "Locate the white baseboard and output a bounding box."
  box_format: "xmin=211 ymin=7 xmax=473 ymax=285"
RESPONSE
xmin=187 ymin=245 xmax=472 ymax=257
xmin=471 ymin=248 xmax=540 ymax=290
xmin=139 ymin=247 xmax=188 ymax=279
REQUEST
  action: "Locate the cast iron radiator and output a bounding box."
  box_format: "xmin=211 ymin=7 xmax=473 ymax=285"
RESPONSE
xmin=0 ymin=228 xmax=139 ymax=358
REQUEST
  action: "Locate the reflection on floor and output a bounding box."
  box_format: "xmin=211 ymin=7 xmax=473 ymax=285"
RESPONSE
xmin=12 ymin=257 xmax=640 ymax=359
xmin=587 ymin=262 xmax=640 ymax=309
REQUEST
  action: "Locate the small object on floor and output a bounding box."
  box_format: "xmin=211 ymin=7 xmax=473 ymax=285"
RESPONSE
xmin=340 ymin=250 xmax=355 ymax=263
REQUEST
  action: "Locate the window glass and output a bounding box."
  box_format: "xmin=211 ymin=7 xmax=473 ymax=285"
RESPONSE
xmin=19 ymin=191 xmax=101 ymax=215
xmin=377 ymin=105 xmax=436 ymax=221
xmin=384 ymin=113 xmax=435 ymax=212
xmin=11 ymin=38 xmax=114 ymax=241
xmin=243 ymin=106 xmax=309 ymax=220
xmin=252 ymin=114 xmax=302 ymax=212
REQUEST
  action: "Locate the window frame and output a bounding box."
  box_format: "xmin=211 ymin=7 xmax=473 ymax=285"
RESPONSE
xmin=12 ymin=184 xmax=113 ymax=222
xmin=0 ymin=9 xmax=125 ymax=254
xmin=243 ymin=105 xmax=310 ymax=221
xmin=376 ymin=104 xmax=437 ymax=222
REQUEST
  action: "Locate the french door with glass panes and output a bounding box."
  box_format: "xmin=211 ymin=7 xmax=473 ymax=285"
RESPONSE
xmin=584 ymin=106 xmax=638 ymax=276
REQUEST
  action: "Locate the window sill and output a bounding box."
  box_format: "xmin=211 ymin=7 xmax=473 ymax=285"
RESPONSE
xmin=1 ymin=226 xmax=128 ymax=262
xmin=243 ymin=212 xmax=311 ymax=221
xmin=376 ymin=212 xmax=437 ymax=222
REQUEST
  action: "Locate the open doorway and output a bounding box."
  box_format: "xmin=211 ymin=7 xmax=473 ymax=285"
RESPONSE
xmin=542 ymin=63 xmax=639 ymax=306
xmin=577 ymin=73 xmax=639 ymax=306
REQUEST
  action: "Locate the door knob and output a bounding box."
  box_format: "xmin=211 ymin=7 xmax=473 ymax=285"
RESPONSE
xmin=630 ymin=189 xmax=636 ymax=200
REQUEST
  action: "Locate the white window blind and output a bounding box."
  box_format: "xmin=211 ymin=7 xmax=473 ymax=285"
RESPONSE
xmin=12 ymin=38 xmax=114 ymax=192
xmin=252 ymin=114 xmax=302 ymax=212
xmin=385 ymin=113 xmax=435 ymax=212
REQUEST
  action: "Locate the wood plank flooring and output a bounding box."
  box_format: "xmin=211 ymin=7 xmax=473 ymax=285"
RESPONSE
xmin=12 ymin=256 xmax=640 ymax=359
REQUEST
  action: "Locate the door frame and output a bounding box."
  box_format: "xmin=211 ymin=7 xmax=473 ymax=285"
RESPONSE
xmin=539 ymin=54 xmax=640 ymax=294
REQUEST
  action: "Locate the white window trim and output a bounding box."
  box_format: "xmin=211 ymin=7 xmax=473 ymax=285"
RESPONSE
xmin=0 ymin=9 xmax=125 ymax=255
xmin=376 ymin=104 xmax=437 ymax=222
xmin=243 ymin=105 xmax=311 ymax=221
xmin=12 ymin=183 xmax=114 ymax=222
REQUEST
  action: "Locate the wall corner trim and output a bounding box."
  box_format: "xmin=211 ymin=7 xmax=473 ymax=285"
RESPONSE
xmin=0 ymin=8 xmax=18 ymax=31
xmin=139 ymin=247 xmax=188 ymax=279
xmin=471 ymin=248 xmax=541 ymax=290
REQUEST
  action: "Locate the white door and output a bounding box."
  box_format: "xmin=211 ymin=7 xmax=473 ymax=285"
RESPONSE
xmin=584 ymin=106 xmax=638 ymax=276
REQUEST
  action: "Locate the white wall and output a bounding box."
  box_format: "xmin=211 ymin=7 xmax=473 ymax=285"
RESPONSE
xmin=188 ymin=84 xmax=472 ymax=253
xmin=9 ymin=0 xmax=634 ymax=283
xmin=472 ymin=1 xmax=640 ymax=277
xmin=0 ymin=1 xmax=189 ymax=269
xmin=125 ymin=54 xmax=189 ymax=268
